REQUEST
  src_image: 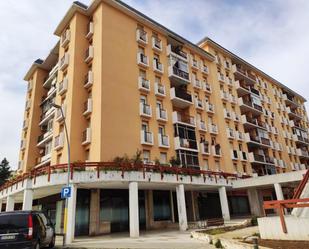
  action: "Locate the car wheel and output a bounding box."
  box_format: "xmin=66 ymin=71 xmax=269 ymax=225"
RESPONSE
xmin=48 ymin=235 xmax=55 ymax=248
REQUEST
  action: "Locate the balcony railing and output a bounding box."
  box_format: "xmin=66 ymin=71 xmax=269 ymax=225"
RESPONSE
xmin=158 ymin=134 xmax=169 ymax=148
xmin=138 ymin=77 xmax=150 ymax=92
xmin=153 ymin=59 xmax=164 ymax=73
xmin=169 ymin=66 xmax=190 ymax=82
xmin=86 ymin=22 xmax=94 ymax=39
xmin=167 ymin=44 xmax=188 ymax=60
xmin=58 ymin=77 xmax=68 ymax=95
xmin=156 ymin=107 xmax=167 ymax=121
xmin=198 ymin=120 xmax=207 ymax=131
xmin=84 ymin=71 xmax=93 ymax=88
xmin=82 ymin=128 xmax=91 ymax=145
xmin=140 ymin=103 xmax=152 ymax=117
xmin=61 ymin=29 xmax=70 ymax=47
xmin=136 ymin=29 xmax=148 ymax=44
xmin=239 ymin=98 xmax=263 ymax=113
xmin=59 ymin=53 xmax=69 ymax=71
xmin=85 ymin=46 xmax=94 ymax=63
xmin=137 ymin=52 xmax=149 ymax=67
xmin=140 ymin=130 xmax=153 ymax=145
xmin=154 ymin=83 xmax=165 ymax=96
xmin=83 ymin=99 xmax=93 ymax=116
xmin=170 ymin=88 xmax=192 ymax=103
xmin=174 ymin=137 xmax=198 ymax=151
xmin=245 ymin=133 xmax=271 ymax=147
xmin=241 ymin=115 xmax=267 ymax=130
xmin=54 ymin=132 xmax=64 ymax=150
xmin=172 ymin=111 xmax=195 ymax=127
xmin=200 ymin=142 xmax=210 ymax=155
xmin=152 ymin=37 xmax=162 ymax=51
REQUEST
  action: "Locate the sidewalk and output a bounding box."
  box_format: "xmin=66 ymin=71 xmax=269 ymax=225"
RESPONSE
xmin=56 ymin=230 xmax=215 ymax=249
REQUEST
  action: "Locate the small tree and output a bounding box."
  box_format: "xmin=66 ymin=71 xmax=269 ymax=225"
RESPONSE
xmin=0 ymin=158 xmax=11 ymax=186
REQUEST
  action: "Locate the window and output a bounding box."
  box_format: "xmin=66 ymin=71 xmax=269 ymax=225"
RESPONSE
xmin=160 ymin=152 xmax=167 ymax=164
xmin=204 ymin=159 xmax=209 ymax=170
xmin=215 ymin=161 xmax=220 ymax=171
xmin=143 ymin=150 xmax=150 ymax=162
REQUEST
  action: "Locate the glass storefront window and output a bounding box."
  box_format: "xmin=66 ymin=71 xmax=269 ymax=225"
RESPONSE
xmin=153 ymin=190 xmax=171 ymax=221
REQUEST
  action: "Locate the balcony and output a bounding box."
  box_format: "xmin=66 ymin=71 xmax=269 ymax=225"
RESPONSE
xmin=197 ymin=120 xmax=207 ymax=132
xmin=83 ymin=99 xmax=93 ymax=116
xmin=224 ymin=109 xmax=232 ymax=119
xmin=192 ymin=77 xmax=202 ymax=89
xmin=54 ymin=132 xmax=64 ymax=150
xmin=55 ymin=105 xmax=66 ymax=122
xmin=85 ymin=46 xmax=94 ymax=63
xmin=140 ymin=103 xmax=152 ymax=118
xmin=156 ymin=107 xmax=167 ymax=122
xmin=84 ymin=71 xmax=93 ymax=89
xmin=43 ymin=64 xmax=58 ymax=88
xmin=221 ymin=91 xmax=230 ymax=102
xmin=225 ymin=77 xmax=233 ymax=86
xmin=296 ymin=148 xmax=309 ymax=158
xmin=283 ymin=93 xmax=299 ymax=108
xmin=235 ymin=81 xmax=260 ymax=97
xmin=233 ymin=112 xmax=241 ymax=122
xmin=174 ymin=137 xmax=198 ymax=152
xmin=23 ymin=120 xmax=28 ymax=130
xmin=172 ymin=111 xmax=195 ymax=127
xmin=154 ymin=83 xmax=166 ymax=97
xmin=231 ymin=150 xmax=239 ymax=160
xmin=136 ymin=29 xmax=148 ymax=45
xmin=153 ymin=59 xmax=164 ymax=73
xmin=227 ymin=128 xmax=235 ymax=139
xmin=138 ymin=77 xmax=150 ymax=92
xmin=20 ymin=140 xmax=26 ymax=150
xmin=170 ymin=88 xmax=192 ymax=108
xmin=39 ymin=107 xmax=55 ymax=126
xmin=86 ymin=22 xmax=94 ymax=39
xmin=212 ymin=145 xmax=221 ymax=157
xmin=209 ymin=123 xmax=218 ymax=134
xmin=240 ymin=151 xmax=248 ymax=161
xmin=25 ymin=100 xmax=31 ymax=110
xmin=249 ymin=153 xmax=275 ymax=165
xmin=152 ymin=37 xmax=162 ymax=52
xmin=203 ymin=82 xmax=212 ymax=93
xmin=61 ymin=29 xmax=70 ymax=47
xmin=191 ymin=58 xmax=199 ymax=70
xmin=232 ymin=64 xmax=256 ymax=84
xmin=27 ymin=80 xmax=33 ymax=92
xmin=217 ymin=72 xmax=225 ymax=83
xmin=205 ymin=103 xmax=215 ymax=114
xmin=58 ymin=76 xmax=68 ymax=95
xmin=140 ymin=130 xmax=153 ymax=146
xmin=241 ymin=115 xmax=267 ymax=130
xmin=287 ymin=107 xmax=302 ymax=121
xmin=59 ymin=53 xmax=69 ymax=71
xmin=137 ymin=52 xmax=149 ymax=67
xmin=82 ymin=128 xmax=91 ymax=145
xmin=201 ymin=65 xmax=209 ymax=74
xmin=36 ymin=154 xmax=51 ymax=167
xmin=194 ymin=98 xmax=204 ymax=110
xmin=158 ymin=134 xmax=170 ymax=148
xmin=225 ymin=61 xmax=231 ymax=70
xmin=166 ymin=44 xmax=188 ymax=61
xmin=200 ymin=142 xmax=210 ymax=155
xmin=168 ymin=65 xmax=190 ymax=84
xmin=238 ymin=97 xmax=263 ymax=115
xmin=293 ymin=134 xmax=309 ymax=145
xmin=245 ymin=133 xmax=271 ymax=148
xmin=37 ymin=130 xmax=53 ymax=147
xmin=236 ymin=131 xmax=245 ymax=141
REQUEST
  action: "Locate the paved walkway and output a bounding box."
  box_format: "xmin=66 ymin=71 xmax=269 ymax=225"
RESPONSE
xmin=56 ymin=230 xmax=215 ymax=249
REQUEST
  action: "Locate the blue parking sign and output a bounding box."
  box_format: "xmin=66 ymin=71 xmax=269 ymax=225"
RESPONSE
xmin=61 ymin=186 xmax=71 ymax=199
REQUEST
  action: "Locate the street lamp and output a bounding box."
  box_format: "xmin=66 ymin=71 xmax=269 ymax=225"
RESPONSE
xmin=51 ymin=102 xmax=70 ymax=245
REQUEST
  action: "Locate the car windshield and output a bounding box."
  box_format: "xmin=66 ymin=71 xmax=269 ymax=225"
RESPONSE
xmin=0 ymin=214 xmax=28 ymax=232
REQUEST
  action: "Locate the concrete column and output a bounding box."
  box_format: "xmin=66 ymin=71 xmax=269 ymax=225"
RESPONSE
xmin=129 ymin=182 xmax=139 ymax=238
xmin=274 ymin=183 xmax=284 ymax=200
xmin=247 ymin=188 xmax=263 ymax=216
xmin=66 ymin=184 xmax=77 ymax=244
xmin=22 ymin=189 xmax=33 ymax=211
xmin=89 ymin=189 xmax=100 ymax=236
xmin=6 ymin=195 xmax=15 ymax=212
xmin=176 ymin=184 xmax=188 ymax=231
xmin=0 ymin=199 xmax=2 ymax=213
xmin=219 ymin=187 xmax=230 ymax=221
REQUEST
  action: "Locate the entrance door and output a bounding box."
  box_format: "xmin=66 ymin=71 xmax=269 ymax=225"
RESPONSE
xmin=75 ymin=189 xmax=90 ymax=236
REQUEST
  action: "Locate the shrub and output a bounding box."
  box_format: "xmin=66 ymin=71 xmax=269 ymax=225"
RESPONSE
xmin=251 ymin=216 xmax=258 ymax=226
xmin=215 ymin=239 xmax=223 ymax=248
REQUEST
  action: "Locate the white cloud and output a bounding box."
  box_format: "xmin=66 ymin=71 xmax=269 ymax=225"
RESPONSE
xmin=0 ymin=0 xmax=308 ymax=169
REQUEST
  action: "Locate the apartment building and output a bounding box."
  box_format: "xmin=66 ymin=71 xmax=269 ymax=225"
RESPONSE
xmin=1 ymin=0 xmax=309 ymax=244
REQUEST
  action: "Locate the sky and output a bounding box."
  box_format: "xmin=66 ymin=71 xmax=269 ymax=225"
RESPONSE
xmin=0 ymin=0 xmax=309 ymax=169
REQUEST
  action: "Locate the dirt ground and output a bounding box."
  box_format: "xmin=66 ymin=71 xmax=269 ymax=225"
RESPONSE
xmin=247 ymin=239 xmax=309 ymax=249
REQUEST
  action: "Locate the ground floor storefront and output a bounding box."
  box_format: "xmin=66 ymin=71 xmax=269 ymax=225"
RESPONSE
xmin=24 ymin=188 xmax=251 ymax=237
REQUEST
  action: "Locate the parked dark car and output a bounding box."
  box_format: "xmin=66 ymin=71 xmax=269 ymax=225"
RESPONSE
xmin=0 ymin=210 xmax=55 ymax=249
